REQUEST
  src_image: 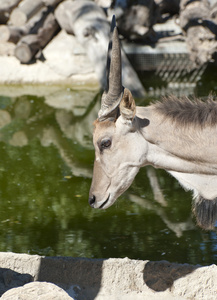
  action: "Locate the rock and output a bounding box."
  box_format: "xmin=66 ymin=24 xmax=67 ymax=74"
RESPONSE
xmin=0 ymin=54 xmax=98 ymax=87
xmin=43 ymin=30 xmax=94 ymax=77
xmin=1 ymin=281 xmax=74 ymax=300
xmin=94 ymin=0 xmax=112 ymax=8
xmin=0 ymin=252 xmax=216 ymax=300
xmin=173 ymin=263 xmax=217 ymax=300
xmin=55 ymin=1 xmax=146 ymax=98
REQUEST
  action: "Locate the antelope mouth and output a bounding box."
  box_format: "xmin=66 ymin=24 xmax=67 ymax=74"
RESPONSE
xmin=99 ymin=194 xmax=110 ymax=209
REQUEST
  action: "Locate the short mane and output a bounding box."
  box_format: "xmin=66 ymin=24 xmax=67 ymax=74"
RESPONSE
xmin=153 ymin=96 xmax=217 ymax=127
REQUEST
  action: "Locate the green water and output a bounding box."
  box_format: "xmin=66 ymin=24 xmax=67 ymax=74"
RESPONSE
xmin=0 ymin=72 xmax=217 ymax=266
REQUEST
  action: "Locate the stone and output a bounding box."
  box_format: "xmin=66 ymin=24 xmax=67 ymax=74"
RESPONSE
xmin=1 ymin=281 xmax=74 ymax=300
xmin=0 ymin=252 xmax=216 ymax=300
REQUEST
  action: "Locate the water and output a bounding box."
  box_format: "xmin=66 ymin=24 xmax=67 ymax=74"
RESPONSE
xmin=0 ymin=68 xmax=217 ymax=266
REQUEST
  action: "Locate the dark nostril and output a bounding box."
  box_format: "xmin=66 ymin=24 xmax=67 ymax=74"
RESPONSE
xmin=88 ymin=195 xmax=96 ymax=208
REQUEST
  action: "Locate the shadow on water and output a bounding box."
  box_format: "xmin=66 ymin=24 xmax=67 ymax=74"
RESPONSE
xmin=0 ymin=78 xmax=217 ymax=297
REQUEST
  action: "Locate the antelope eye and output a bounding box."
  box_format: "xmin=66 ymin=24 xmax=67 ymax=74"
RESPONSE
xmin=100 ymin=138 xmax=112 ymax=150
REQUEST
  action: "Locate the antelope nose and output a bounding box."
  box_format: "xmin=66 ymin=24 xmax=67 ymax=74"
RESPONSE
xmin=88 ymin=195 xmax=96 ymax=208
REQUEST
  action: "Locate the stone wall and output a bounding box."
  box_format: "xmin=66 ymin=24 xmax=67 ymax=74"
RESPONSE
xmin=0 ymin=252 xmax=216 ymax=299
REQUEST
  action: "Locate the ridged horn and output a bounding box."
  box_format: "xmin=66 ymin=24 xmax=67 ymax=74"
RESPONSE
xmin=98 ymin=15 xmax=124 ymax=121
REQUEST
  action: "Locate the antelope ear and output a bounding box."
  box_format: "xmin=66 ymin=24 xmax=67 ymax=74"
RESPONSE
xmin=119 ymin=88 xmax=136 ymax=121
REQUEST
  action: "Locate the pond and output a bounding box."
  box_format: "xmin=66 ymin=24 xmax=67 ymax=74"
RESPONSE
xmin=0 ymin=65 xmax=217 ymax=266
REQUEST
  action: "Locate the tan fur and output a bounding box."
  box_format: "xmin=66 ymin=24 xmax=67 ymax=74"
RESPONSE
xmin=153 ymin=95 xmax=217 ymax=127
xmin=93 ymin=119 xmax=114 ymax=129
xmin=136 ymin=100 xmax=217 ymax=167
xmin=90 ymin=93 xmax=217 ymax=229
xmin=119 ymin=88 xmax=136 ymax=120
xmin=89 ymin=17 xmax=217 ymax=229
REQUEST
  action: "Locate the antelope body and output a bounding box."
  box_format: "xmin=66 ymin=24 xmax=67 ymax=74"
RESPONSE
xmin=88 ymin=17 xmax=217 ymax=230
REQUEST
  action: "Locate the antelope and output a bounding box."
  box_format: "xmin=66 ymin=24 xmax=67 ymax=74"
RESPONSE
xmin=88 ymin=17 xmax=217 ymax=230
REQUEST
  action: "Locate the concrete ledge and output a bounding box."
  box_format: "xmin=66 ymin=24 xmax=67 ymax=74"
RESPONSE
xmin=0 ymin=55 xmax=99 ymax=88
xmin=0 ymin=252 xmax=216 ymax=299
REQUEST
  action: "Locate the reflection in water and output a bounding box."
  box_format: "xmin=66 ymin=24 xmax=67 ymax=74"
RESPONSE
xmin=0 ymin=87 xmax=217 ymax=266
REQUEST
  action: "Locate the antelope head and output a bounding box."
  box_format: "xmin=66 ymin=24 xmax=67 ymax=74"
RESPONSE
xmin=88 ymin=17 xmax=148 ymax=209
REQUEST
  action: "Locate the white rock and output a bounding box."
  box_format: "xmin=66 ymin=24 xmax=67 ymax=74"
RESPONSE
xmin=1 ymin=282 xmax=74 ymax=300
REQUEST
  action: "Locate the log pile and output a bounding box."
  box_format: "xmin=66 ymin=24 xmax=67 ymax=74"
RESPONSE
xmin=179 ymin=0 xmax=217 ymax=66
xmin=0 ymin=0 xmax=61 ymax=63
xmin=0 ymin=0 xmax=217 ymax=89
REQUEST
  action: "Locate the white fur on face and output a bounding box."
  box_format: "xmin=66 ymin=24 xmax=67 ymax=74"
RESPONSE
xmin=91 ymin=117 xmax=148 ymax=208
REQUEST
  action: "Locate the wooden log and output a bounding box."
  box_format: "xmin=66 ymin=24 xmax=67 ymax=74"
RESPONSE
xmin=179 ymin=0 xmax=210 ymax=31
xmin=0 ymin=25 xmax=25 ymax=43
xmin=37 ymin=13 xmax=60 ymax=48
xmin=24 ymin=6 xmax=52 ymax=34
xmin=42 ymin=0 xmax=64 ymax=7
xmin=15 ymin=34 xmax=40 ymax=63
xmin=0 ymin=6 xmax=52 ymax=44
xmin=179 ymin=0 xmax=217 ymax=66
xmin=0 ymin=0 xmax=21 ymax=24
xmin=14 ymin=13 xmax=59 ymax=63
xmin=186 ymin=25 xmax=216 ymax=65
xmin=155 ymin=0 xmax=180 ymax=15
xmin=109 ymin=0 xmax=160 ymax=40
xmin=55 ymin=0 xmax=145 ymax=98
xmin=9 ymin=0 xmax=44 ymax=26
xmin=116 ymin=1 xmax=160 ymax=40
